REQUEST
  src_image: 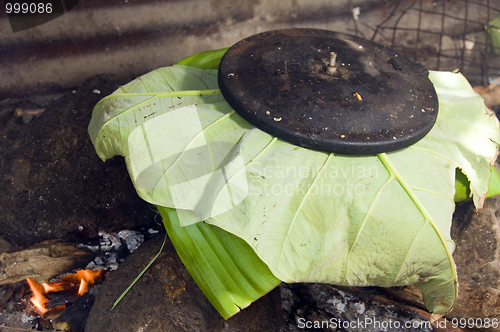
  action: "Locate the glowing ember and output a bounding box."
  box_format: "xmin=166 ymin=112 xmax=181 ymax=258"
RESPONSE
xmin=26 ymin=269 xmax=105 ymax=315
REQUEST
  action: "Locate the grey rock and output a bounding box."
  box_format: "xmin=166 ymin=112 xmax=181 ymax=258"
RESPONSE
xmin=449 ymin=196 xmax=500 ymax=322
xmin=85 ymin=233 xmax=286 ymax=332
xmin=0 ymin=75 xmax=158 ymax=247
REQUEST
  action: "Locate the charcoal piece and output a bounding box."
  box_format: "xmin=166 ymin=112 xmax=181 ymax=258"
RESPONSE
xmin=52 ymin=286 xmax=99 ymax=332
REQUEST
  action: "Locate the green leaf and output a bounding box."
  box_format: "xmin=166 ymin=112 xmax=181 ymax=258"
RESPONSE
xmin=487 ymin=164 xmax=500 ymax=197
xmin=175 ymin=48 xmax=229 ymax=69
xmin=89 ymin=65 xmax=500 ymax=315
xmin=455 ymin=165 xmax=500 ymax=202
xmin=158 ymin=205 xmax=280 ymax=319
xmin=88 ymin=65 xmax=223 ymax=162
xmin=487 ymin=15 xmax=500 ymax=54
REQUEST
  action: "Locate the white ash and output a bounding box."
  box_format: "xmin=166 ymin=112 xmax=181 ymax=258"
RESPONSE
xmin=20 ymin=312 xmax=36 ymax=324
xmin=98 ymin=230 xmax=122 ymax=251
xmin=327 ymin=298 xmax=346 ymax=313
xmin=77 ymin=229 xmax=147 ymax=271
xmin=353 ymin=302 xmax=365 ymax=315
xmin=118 ymin=230 xmax=144 ymax=253
xmin=93 ymin=256 xmax=105 ymax=266
xmin=85 ymin=252 xmax=119 ymax=271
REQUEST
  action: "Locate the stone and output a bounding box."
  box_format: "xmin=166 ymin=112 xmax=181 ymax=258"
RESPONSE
xmin=449 ymin=196 xmax=500 ymax=322
xmin=0 ymin=75 xmax=158 ymax=247
xmin=377 ymin=195 xmax=500 ymax=329
xmin=85 ymin=233 xmax=286 ymax=332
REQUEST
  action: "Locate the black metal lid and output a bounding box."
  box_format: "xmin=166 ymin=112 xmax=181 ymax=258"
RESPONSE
xmin=218 ymin=29 xmax=438 ymax=154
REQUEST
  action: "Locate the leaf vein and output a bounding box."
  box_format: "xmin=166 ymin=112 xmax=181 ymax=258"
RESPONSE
xmin=340 ymin=172 xmax=394 ymax=285
xmin=377 ymin=153 xmax=457 ymax=295
xmin=277 ymin=153 xmax=332 ymax=266
xmin=152 ymin=107 xmax=236 ymax=193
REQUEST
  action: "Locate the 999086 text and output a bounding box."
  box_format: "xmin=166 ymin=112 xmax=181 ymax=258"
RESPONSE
xmin=5 ymin=3 xmax=53 ymax=14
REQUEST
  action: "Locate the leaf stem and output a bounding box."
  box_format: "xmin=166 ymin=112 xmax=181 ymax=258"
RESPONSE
xmin=111 ymin=233 xmax=167 ymax=310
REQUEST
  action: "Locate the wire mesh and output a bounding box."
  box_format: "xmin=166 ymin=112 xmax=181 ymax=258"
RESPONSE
xmin=354 ymin=0 xmax=500 ymax=87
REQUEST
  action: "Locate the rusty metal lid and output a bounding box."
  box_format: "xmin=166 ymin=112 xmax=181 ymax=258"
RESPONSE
xmin=217 ymin=29 xmax=438 ymax=154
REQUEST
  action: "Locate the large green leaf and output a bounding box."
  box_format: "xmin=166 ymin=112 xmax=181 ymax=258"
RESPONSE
xmin=158 ymin=206 xmax=280 ymax=319
xmin=89 ymin=65 xmax=500 ymax=314
xmin=88 ymin=64 xmax=280 ymax=318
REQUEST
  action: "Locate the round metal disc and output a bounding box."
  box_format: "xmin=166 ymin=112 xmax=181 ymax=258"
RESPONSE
xmin=218 ymin=29 xmax=438 ymax=154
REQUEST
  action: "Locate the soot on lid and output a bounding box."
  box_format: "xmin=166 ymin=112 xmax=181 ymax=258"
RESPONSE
xmin=218 ymin=28 xmax=438 ymax=155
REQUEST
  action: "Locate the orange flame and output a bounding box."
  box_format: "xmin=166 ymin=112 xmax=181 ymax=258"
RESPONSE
xmin=60 ymin=269 xmax=104 ymax=296
xmin=26 ymin=269 xmax=105 ymax=315
xmin=42 ymin=281 xmax=71 ymax=293
xmin=26 ymin=278 xmax=49 ymax=315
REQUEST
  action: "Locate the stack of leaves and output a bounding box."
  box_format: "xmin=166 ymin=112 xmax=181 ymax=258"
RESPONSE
xmin=88 ymin=49 xmax=500 ymax=319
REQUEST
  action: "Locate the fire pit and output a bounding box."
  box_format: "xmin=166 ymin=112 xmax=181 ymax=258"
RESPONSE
xmin=0 ymin=225 xmax=154 ymax=331
xmin=26 ymin=269 xmax=105 ymax=317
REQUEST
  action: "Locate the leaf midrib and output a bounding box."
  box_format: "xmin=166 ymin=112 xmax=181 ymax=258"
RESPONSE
xmin=377 ymin=153 xmax=457 ymax=287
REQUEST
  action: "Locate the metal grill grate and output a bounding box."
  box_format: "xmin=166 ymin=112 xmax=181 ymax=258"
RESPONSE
xmin=352 ymin=0 xmax=500 ymax=87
